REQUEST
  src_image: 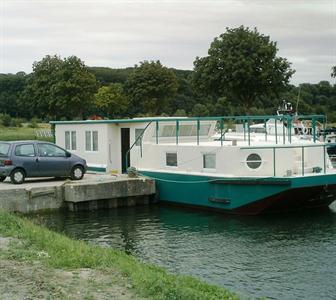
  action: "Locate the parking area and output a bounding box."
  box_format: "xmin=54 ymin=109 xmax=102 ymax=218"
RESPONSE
xmin=0 ymin=173 xmax=119 ymax=191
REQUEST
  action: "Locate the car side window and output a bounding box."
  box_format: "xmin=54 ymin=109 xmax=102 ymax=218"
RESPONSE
xmin=15 ymin=144 xmax=36 ymax=157
xmin=37 ymin=144 xmax=66 ymax=157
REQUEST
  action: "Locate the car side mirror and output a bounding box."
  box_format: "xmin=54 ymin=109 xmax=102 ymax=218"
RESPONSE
xmin=66 ymin=152 xmax=71 ymax=158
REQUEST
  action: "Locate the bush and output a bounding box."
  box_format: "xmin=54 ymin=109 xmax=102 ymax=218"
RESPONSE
xmin=1 ymin=114 xmax=12 ymax=127
xmin=10 ymin=118 xmax=24 ymax=127
xmin=29 ymin=117 xmax=40 ymax=128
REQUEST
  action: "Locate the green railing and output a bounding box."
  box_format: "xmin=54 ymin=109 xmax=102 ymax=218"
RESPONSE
xmin=152 ymin=115 xmax=325 ymax=147
xmin=240 ymin=143 xmax=336 ymax=177
xmin=125 ymin=121 xmax=152 ymax=172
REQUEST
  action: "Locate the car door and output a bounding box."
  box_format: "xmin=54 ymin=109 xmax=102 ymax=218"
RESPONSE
xmin=36 ymin=143 xmax=71 ymax=177
xmin=13 ymin=143 xmax=40 ymax=177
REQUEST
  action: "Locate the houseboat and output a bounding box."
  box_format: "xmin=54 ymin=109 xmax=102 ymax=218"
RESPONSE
xmin=52 ymin=114 xmax=336 ymax=215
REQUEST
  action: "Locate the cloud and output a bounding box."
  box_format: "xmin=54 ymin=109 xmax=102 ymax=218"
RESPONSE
xmin=0 ymin=0 xmax=335 ymax=84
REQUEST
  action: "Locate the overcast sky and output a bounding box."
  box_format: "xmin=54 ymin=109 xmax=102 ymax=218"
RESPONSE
xmin=1 ymin=0 xmax=335 ymax=84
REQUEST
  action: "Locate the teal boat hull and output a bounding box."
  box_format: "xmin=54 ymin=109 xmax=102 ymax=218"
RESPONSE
xmin=139 ymin=170 xmax=336 ymax=215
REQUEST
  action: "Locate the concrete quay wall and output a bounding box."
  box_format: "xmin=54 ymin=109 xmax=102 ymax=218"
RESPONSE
xmin=0 ymin=176 xmax=156 ymax=213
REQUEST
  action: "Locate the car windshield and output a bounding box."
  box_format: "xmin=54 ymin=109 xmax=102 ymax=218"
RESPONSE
xmin=0 ymin=143 xmax=10 ymax=156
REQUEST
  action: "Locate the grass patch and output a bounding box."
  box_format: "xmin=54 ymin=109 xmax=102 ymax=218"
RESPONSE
xmin=0 ymin=211 xmax=239 ymax=299
xmin=0 ymin=125 xmax=53 ymax=142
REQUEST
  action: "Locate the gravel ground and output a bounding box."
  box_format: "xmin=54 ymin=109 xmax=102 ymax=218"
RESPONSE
xmin=0 ymin=237 xmax=145 ymax=300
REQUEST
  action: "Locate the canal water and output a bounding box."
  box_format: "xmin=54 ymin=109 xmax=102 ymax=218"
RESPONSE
xmin=34 ymin=203 xmax=336 ymax=300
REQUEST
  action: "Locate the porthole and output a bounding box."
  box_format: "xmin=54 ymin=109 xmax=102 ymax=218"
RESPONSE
xmin=246 ymin=153 xmax=262 ymax=169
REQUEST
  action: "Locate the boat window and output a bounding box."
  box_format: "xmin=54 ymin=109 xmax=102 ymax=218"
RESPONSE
xmin=85 ymin=131 xmax=98 ymax=151
xmin=246 ymin=153 xmax=262 ymax=169
xmin=199 ymin=124 xmax=211 ymax=136
xmin=166 ymin=152 xmax=177 ymax=167
xmin=65 ymin=131 xmax=76 ymax=151
xmin=203 ymin=153 xmax=216 ymax=169
xmin=156 ymin=123 xmax=212 ymax=137
xmin=135 ymin=128 xmax=145 ymax=146
xmin=250 ymin=128 xmax=265 ymax=133
xmin=179 ymin=125 xmax=193 ymax=136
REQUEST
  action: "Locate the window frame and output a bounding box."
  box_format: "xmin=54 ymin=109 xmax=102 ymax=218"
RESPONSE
xmin=246 ymin=153 xmax=262 ymax=169
xmin=203 ymin=153 xmax=216 ymax=170
xmin=135 ymin=128 xmax=145 ymax=146
xmin=14 ymin=143 xmax=36 ymax=157
xmin=85 ymin=130 xmax=98 ymax=152
xmin=65 ymin=131 xmax=76 ymax=151
xmin=166 ymin=152 xmax=178 ymax=167
xmin=37 ymin=143 xmax=67 ymax=158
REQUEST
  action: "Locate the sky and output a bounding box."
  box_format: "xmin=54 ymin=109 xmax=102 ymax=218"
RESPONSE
xmin=0 ymin=0 xmax=335 ymax=85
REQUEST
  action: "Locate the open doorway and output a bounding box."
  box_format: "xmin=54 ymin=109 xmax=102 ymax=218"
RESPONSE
xmin=121 ymin=128 xmax=130 ymax=173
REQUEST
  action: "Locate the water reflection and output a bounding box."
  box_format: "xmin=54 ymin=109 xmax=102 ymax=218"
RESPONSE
xmin=35 ymin=203 xmax=336 ymax=300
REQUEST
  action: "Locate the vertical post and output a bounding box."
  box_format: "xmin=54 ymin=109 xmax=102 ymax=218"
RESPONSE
xmin=197 ymin=119 xmax=200 ymax=145
xmin=220 ymin=118 xmax=224 ymax=146
xmin=156 ymin=121 xmax=159 ymax=144
xmin=323 ymin=144 xmax=326 ymax=174
xmin=323 ymin=117 xmax=326 ymax=142
xmin=176 ymin=120 xmax=179 ymax=145
xmin=283 ymin=118 xmax=285 ymax=145
xmin=275 ymin=118 xmax=278 ymax=144
xmin=248 ymin=119 xmax=251 ymax=146
xmin=312 ymin=117 xmax=316 ymax=143
xmin=51 ymin=123 xmax=56 ymax=144
xmin=301 ymin=146 xmax=304 ymax=176
xmin=264 ymin=119 xmax=267 ymax=141
xmin=273 ymin=147 xmax=276 ymax=177
xmin=243 ymin=120 xmax=246 ymax=141
xmin=288 ymin=117 xmax=292 ymax=143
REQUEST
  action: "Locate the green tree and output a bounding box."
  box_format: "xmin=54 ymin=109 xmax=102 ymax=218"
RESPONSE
xmin=0 ymin=73 xmax=26 ymax=117
xmin=125 ymin=61 xmax=178 ymax=115
xmin=193 ymin=26 xmax=295 ymax=111
xmin=192 ymin=103 xmax=209 ymax=117
xmin=94 ymin=83 xmax=129 ymax=118
xmin=21 ymin=55 xmax=98 ymax=120
xmin=174 ymin=109 xmax=187 ymax=117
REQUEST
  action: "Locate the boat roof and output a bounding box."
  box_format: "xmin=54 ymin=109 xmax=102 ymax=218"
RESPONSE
xmin=50 ymin=114 xmax=326 ymax=125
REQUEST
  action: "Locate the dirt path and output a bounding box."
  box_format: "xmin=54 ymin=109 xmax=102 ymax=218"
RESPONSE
xmin=0 ymin=237 xmax=145 ymax=300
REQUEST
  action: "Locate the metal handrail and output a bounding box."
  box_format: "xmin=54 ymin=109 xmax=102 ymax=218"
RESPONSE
xmin=124 ymin=121 xmax=152 ymax=172
xmin=240 ymin=142 xmax=336 ymax=176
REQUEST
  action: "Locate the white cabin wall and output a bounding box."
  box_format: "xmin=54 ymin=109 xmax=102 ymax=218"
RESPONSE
xmin=137 ymin=144 xmax=299 ymax=177
xmin=55 ymin=123 xmax=109 ymax=170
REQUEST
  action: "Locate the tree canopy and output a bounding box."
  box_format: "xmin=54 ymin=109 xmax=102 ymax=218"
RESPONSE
xmin=94 ymin=83 xmax=129 ymax=118
xmin=193 ymin=26 xmax=295 ymax=110
xmin=125 ymin=61 xmax=178 ymax=115
xmin=21 ymin=55 xmax=98 ymax=119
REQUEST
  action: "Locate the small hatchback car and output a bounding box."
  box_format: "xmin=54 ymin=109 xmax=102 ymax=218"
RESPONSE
xmin=0 ymin=141 xmax=87 ymax=184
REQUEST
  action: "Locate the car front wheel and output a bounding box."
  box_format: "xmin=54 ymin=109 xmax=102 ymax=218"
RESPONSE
xmin=70 ymin=165 xmax=84 ymax=180
xmin=10 ymin=169 xmax=25 ymax=184
xmin=0 ymin=176 xmax=6 ymax=182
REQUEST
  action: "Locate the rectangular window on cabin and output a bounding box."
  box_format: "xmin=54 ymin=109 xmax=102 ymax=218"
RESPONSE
xmin=166 ymin=152 xmax=177 ymax=167
xmin=85 ymin=131 xmax=92 ymax=151
xmin=71 ymin=131 xmax=76 ymax=150
xmin=135 ymin=128 xmax=145 ymax=146
xmin=92 ymin=131 xmax=98 ymax=151
xmin=65 ymin=131 xmax=70 ymax=150
xmin=86 ymin=131 xmax=98 ymax=151
xmin=203 ymin=153 xmax=216 ymax=169
xmin=65 ymin=131 xmax=76 ymax=150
